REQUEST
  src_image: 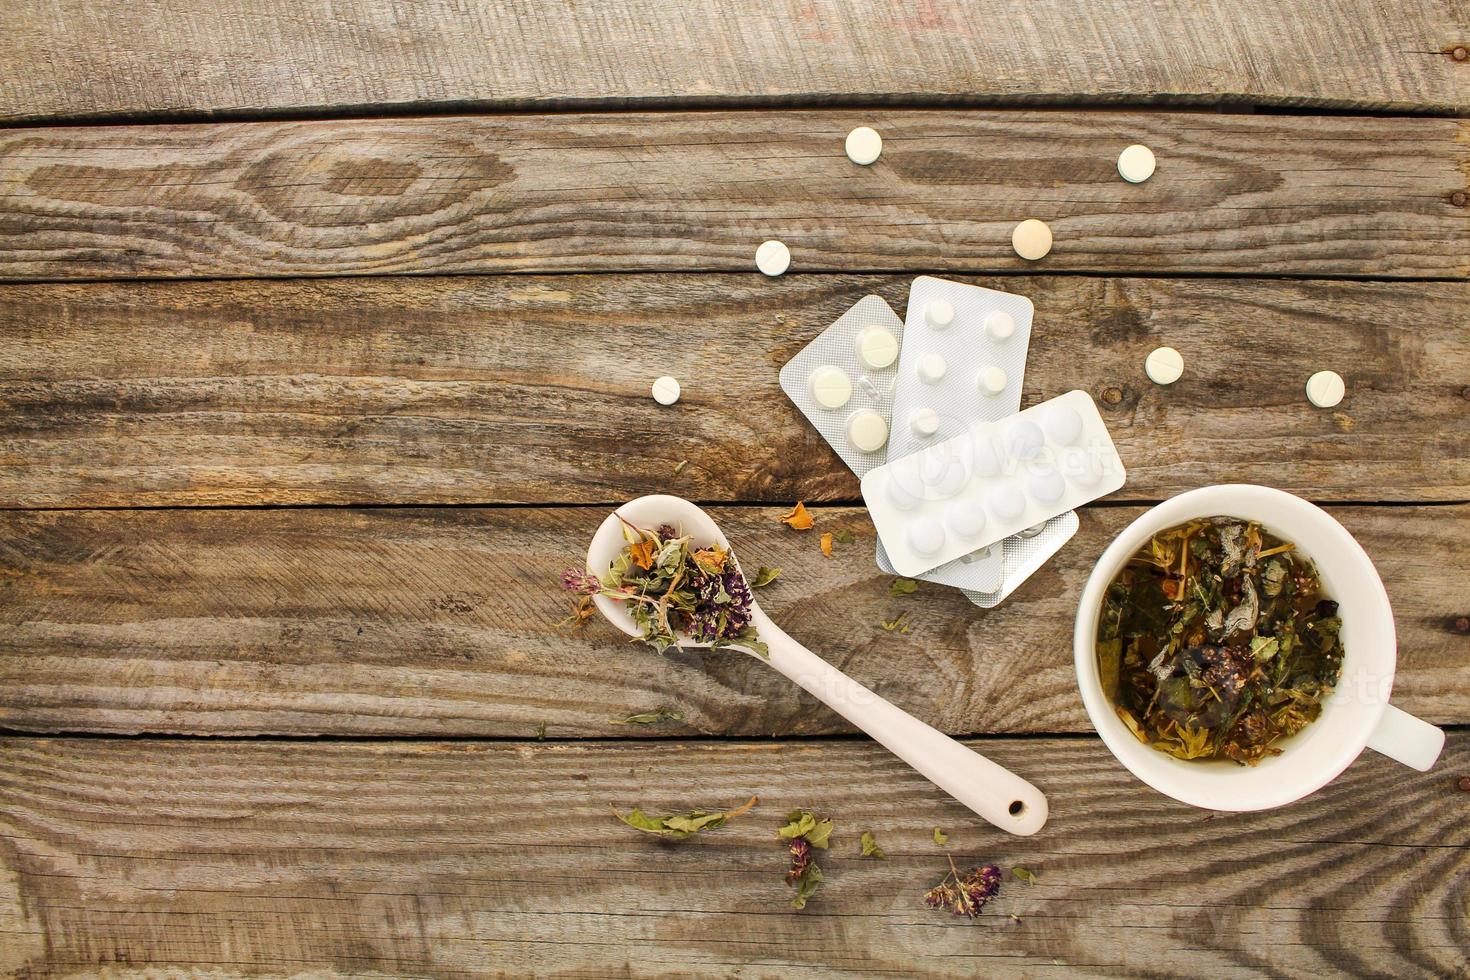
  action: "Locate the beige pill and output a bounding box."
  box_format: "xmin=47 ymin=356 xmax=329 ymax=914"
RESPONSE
xmin=1145 ymin=346 xmax=1184 ymax=385
xmin=809 ymin=365 xmax=852 ymax=409
xmin=651 ymin=376 xmax=681 ymax=405
xmin=856 ymin=327 xmax=899 ymax=369
xmin=847 ymin=410 xmax=889 ymax=452
xmin=845 ymin=126 xmax=882 ymax=165
xmin=1118 ymin=144 xmax=1156 ymax=183
xmin=1306 ymin=370 xmax=1345 ymax=408
xmin=1012 ymin=219 xmax=1053 ymax=261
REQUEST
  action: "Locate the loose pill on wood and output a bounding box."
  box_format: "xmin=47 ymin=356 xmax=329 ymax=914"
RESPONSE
xmin=1012 ymin=219 xmax=1053 ymax=261
xmin=1145 ymin=346 xmax=1184 ymax=385
xmin=756 ymin=239 xmax=791 ymax=276
xmin=845 ymin=126 xmax=882 ymax=165
xmin=1306 ymin=370 xmax=1345 ymax=408
xmin=651 ymin=376 xmax=681 ymax=405
xmin=1117 ymin=144 xmax=1157 ymax=183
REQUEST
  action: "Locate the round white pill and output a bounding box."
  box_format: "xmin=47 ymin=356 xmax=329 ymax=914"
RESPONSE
xmin=1306 ymin=370 xmax=1345 ymax=409
xmin=756 ymin=239 xmax=791 ymax=277
xmin=945 ymin=500 xmax=988 ymax=539
xmin=973 ymin=437 xmax=1003 ymax=477
xmin=845 ymin=126 xmax=883 ymax=166
xmin=809 ymin=365 xmax=852 ymax=409
xmin=925 ymin=299 xmax=955 ymax=330
xmin=906 ymin=517 xmax=946 ymax=557
xmin=1043 ymin=404 xmax=1083 ymax=445
xmin=1059 ymin=446 xmax=1102 ymax=490
xmin=910 ymin=406 xmax=940 ymax=437
xmin=1004 ymin=419 xmax=1045 ymax=460
xmin=916 ymin=352 xmax=947 ymax=384
xmin=651 ymin=376 xmax=681 ymax=406
xmin=1145 ymin=346 xmax=1184 ymax=385
xmin=1012 ymin=219 xmax=1053 ymax=261
xmin=978 ymin=365 xmax=1008 ymax=397
xmin=1118 ymin=144 xmax=1156 ymax=183
xmin=846 ymin=410 xmax=889 ymax=452
xmin=986 ymin=309 xmax=1015 ymax=340
xmin=920 ymin=457 xmax=969 ymax=498
xmin=856 ymin=327 xmax=898 ymax=369
xmin=987 ymin=483 xmax=1027 ymax=521
xmin=887 ymin=478 xmax=921 ymax=511
xmin=1026 ymin=466 xmax=1066 ymax=505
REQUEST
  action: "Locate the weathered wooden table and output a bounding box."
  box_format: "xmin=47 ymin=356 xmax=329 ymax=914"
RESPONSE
xmin=1 ymin=2 xmax=1467 ymax=976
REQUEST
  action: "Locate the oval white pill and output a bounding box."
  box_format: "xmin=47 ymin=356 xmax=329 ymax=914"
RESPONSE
xmin=944 ymin=500 xmax=988 ymax=539
xmin=1004 ymin=419 xmax=1045 ymax=460
xmin=856 ymin=327 xmax=898 ymax=369
xmin=1306 ymin=370 xmax=1345 ymax=408
xmin=1118 ymin=144 xmax=1156 ymax=183
xmin=651 ymin=376 xmax=681 ymax=406
xmin=987 ymin=483 xmax=1027 ymax=521
xmin=809 ymin=365 xmax=852 ymax=409
xmin=1145 ymin=346 xmax=1184 ymax=385
xmin=1026 ymin=466 xmax=1066 ymax=505
xmin=846 ymin=410 xmax=888 ymax=452
xmin=978 ymin=365 xmax=1008 ymax=396
xmin=916 ymin=352 xmax=947 ymax=384
xmin=1059 ymin=446 xmax=1103 ymax=489
xmin=925 ymin=299 xmax=955 ymax=329
xmin=845 ymin=126 xmax=882 ymax=166
xmin=887 ymin=478 xmax=921 ymax=511
xmin=756 ymin=239 xmax=790 ymax=277
xmin=986 ymin=309 xmax=1015 ymax=340
xmin=906 ymin=517 xmax=946 ymax=556
xmin=1012 ymin=219 xmax=1053 ymax=261
xmin=910 ymin=406 xmax=940 ymax=437
xmin=1043 ymin=404 xmax=1083 ymax=445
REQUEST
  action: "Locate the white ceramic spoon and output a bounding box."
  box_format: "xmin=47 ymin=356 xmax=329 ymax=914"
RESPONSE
xmin=586 ymin=494 xmax=1048 ymax=836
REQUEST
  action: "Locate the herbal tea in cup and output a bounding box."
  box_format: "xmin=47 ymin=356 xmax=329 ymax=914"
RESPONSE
xmin=1095 ymin=517 xmax=1343 ymax=765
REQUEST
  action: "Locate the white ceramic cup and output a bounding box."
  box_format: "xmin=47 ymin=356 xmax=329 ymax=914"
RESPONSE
xmin=1073 ymin=484 xmax=1444 ymax=811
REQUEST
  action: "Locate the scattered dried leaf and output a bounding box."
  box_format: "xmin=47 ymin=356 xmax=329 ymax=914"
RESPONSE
xmin=612 ymin=795 xmax=758 ymax=840
xmin=859 ymin=831 xmax=887 ymax=860
xmin=779 ymin=502 xmax=814 ymax=531
xmin=820 ymin=532 xmax=834 ymax=558
xmin=932 ymin=827 xmax=948 ymax=845
xmin=890 ymin=577 xmax=919 ymax=597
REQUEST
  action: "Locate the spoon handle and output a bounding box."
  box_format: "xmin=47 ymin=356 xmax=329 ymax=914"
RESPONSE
xmin=750 ymin=607 xmax=1048 ymax=836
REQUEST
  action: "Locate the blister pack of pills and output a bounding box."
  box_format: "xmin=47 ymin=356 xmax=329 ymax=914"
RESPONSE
xmin=861 ymin=390 xmax=1125 ymax=578
xmin=874 ymin=512 xmax=1078 ymax=598
xmin=885 ymin=276 xmax=1066 ymax=590
xmin=778 ymin=295 xmax=905 ymax=477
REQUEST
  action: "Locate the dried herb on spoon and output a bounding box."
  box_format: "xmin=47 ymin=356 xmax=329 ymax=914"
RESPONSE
xmin=561 ymin=518 xmax=768 ymax=657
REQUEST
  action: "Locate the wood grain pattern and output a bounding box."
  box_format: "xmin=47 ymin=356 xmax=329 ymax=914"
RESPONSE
xmin=1 ymin=0 xmax=1466 ymax=122
xmin=0 ymin=735 xmax=1464 ymax=977
xmin=1 ymin=274 xmax=1466 ymax=508
xmin=2 ymin=111 xmax=1466 ymax=282
xmin=2 ymin=504 xmax=1465 ymax=738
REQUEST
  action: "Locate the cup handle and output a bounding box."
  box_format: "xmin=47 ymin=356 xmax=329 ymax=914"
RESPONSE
xmin=1366 ymin=703 xmax=1445 ymax=772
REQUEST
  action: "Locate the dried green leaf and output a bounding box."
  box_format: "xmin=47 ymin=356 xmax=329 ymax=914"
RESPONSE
xmin=832 ymin=529 xmax=856 ymax=544
xmin=534 ymin=721 xmax=547 ymax=741
xmin=613 ymin=707 xmax=684 ymax=725
xmin=749 ymin=566 xmax=782 ymax=588
xmin=880 ymin=611 xmax=909 ymax=632
xmin=673 ymin=459 xmax=688 ymax=476
xmin=889 ymin=577 xmax=919 ymax=597
xmin=932 ymin=827 xmax=948 ymax=845
xmin=1012 ymin=867 xmax=1039 ymax=886
xmin=611 ymin=795 xmax=757 ymax=840
xmin=859 ymin=831 xmax=887 ymax=859
xmin=790 ymin=861 xmax=823 ymax=910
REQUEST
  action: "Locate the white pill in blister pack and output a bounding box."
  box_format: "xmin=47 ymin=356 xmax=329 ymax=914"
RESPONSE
xmin=862 ymin=390 xmax=1125 ymax=577
xmin=961 ymin=511 xmax=1079 ymax=608
xmin=917 ymin=353 xmax=947 ymax=384
xmin=978 ymin=365 xmax=1008 ymax=396
xmin=777 ymin=295 xmax=907 ymax=477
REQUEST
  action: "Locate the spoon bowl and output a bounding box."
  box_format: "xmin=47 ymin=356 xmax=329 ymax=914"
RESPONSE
xmin=586 ymin=495 xmax=1049 ymax=836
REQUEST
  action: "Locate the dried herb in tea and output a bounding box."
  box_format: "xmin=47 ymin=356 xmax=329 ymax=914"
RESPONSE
xmin=1097 ymin=516 xmax=1344 ymax=765
xmin=561 ymin=518 xmax=768 ymax=657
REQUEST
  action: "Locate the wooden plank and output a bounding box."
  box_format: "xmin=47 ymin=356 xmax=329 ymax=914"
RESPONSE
xmin=0 ymin=735 xmax=1463 ymax=976
xmin=2 ymin=504 xmax=1465 ymax=737
xmin=1 ymin=274 xmax=1466 ymax=508
xmin=1 ymin=111 xmax=1466 ymax=282
xmin=1 ymin=0 xmax=1466 ymax=122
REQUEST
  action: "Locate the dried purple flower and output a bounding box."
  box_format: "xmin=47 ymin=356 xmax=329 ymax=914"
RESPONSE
xmin=924 ymin=857 xmax=1001 ymax=918
xmin=560 ymin=568 xmax=603 ymax=595
xmin=785 ymin=838 xmax=813 ymax=885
